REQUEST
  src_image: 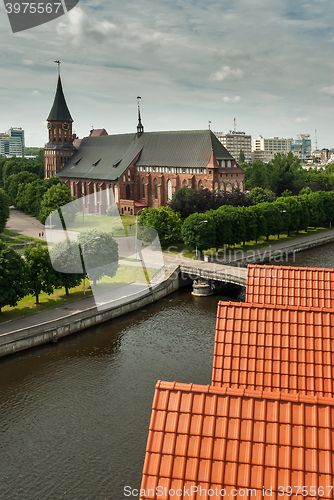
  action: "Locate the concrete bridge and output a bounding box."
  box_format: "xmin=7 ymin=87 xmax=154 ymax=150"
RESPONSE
xmin=179 ymin=264 xmax=247 ymax=286
xmin=163 ymin=257 xmax=247 ymax=296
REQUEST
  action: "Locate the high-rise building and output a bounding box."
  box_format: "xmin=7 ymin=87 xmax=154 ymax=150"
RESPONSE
xmin=251 ymin=135 xmax=293 ymax=162
xmin=214 ymin=130 xmax=251 ymax=161
xmin=0 ymin=127 xmax=25 ymax=156
xmin=292 ymin=134 xmax=312 ymax=160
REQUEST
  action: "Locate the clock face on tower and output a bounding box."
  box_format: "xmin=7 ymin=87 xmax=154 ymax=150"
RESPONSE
xmin=47 ymin=122 xmax=52 ymax=130
xmin=62 ymin=122 xmax=70 ymax=131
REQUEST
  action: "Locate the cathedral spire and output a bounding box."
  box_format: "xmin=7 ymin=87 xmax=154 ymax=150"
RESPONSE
xmin=137 ymin=96 xmax=144 ymax=138
xmin=47 ymin=75 xmax=73 ymax=122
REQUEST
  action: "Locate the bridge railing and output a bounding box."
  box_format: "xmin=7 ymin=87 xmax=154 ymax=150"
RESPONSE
xmin=180 ymin=265 xmax=247 ymax=286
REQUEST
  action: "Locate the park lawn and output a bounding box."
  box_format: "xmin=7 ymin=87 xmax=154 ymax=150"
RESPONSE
xmin=67 ymin=213 xmax=137 ymax=237
xmin=3 ymin=229 xmax=46 ymax=245
xmin=0 ymin=280 xmax=92 ymax=323
xmin=0 ymin=264 xmax=160 ymax=323
xmin=0 ymin=234 xmax=23 ymax=245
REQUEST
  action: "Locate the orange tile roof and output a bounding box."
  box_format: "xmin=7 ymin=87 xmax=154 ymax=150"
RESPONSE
xmin=246 ymin=264 xmax=334 ymax=308
xmin=212 ymin=301 xmax=334 ymax=397
xmin=140 ymin=381 xmax=334 ymax=499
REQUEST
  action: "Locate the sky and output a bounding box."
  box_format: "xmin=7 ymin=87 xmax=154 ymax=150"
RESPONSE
xmin=0 ymin=0 xmax=333 ymax=149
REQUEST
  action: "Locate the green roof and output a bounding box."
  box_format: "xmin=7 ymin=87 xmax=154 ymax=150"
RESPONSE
xmin=58 ymin=129 xmax=234 ymax=181
xmin=47 ymin=76 xmax=73 ymax=122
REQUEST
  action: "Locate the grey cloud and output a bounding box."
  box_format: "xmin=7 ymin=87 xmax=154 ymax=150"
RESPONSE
xmin=320 ymin=85 xmax=334 ymax=98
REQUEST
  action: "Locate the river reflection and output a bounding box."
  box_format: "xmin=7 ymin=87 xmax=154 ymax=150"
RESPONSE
xmin=0 ymin=286 xmax=241 ymax=500
xmin=286 ymin=241 xmax=334 ymax=268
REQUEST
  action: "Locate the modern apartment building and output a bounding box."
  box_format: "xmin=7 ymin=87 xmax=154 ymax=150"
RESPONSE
xmin=292 ymin=134 xmax=312 ymax=160
xmin=251 ymin=135 xmax=293 ymax=162
xmin=0 ymin=127 xmax=25 ymax=157
xmin=214 ymin=130 xmax=252 ymax=161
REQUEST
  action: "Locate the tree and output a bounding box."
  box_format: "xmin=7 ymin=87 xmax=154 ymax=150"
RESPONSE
xmin=248 ymin=205 xmax=267 ymax=243
xmin=246 ymin=160 xmax=267 ymax=189
xmin=49 ymin=240 xmax=85 ymax=295
xmin=139 ymin=207 xmax=182 ymax=247
xmin=0 ymin=188 xmax=10 ymax=233
xmin=106 ymin=205 xmax=120 ymax=217
xmin=210 ymin=206 xmax=237 ymax=248
xmin=249 ymin=187 xmax=275 ymax=205
xmin=239 ymin=206 xmax=257 ymax=245
xmin=24 ymin=244 xmax=58 ymax=304
xmin=299 ymin=192 xmax=325 ymax=229
xmin=4 ymin=171 xmax=38 ymax=205
xmin=77 ymin=230 xmax=119 ymax=286
xmin=256 ymin=202 xmax=283 ymax=240
xmin=16 ymin=179 xmax=48 ymax=217
xmin=0 ymin=243 xmax=26 ymax=313
xmin=181 ymin=213 xmax=216 ymax=251
xmin=238 ymin=149 xmax=245 ymax=163
xmin=269 ymin=152 xmax=301 ymax=196
xmin=39 ymin=183 xmax=76 ymax=225
xmin=319 ymin=191 xmax=334 ymax=226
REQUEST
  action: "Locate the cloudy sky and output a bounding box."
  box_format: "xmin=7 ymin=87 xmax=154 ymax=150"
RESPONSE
xmin=0 ymin=0 xmax=333 ymax=149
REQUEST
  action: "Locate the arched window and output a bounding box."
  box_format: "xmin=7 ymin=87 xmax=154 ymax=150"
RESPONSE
xmin=154 ymin=179 xmax=158 ymax=199
xmin=198 ymin=180 xmax=204 ymax=190
xmin=183 ymin=180 xmax=188 ymax=188
xmin=126 ymin=184 xmax=131 ymax=200
xmin=142 ymin=178 xmax=145 ymax=198
xmin=167 ymin=179 xmax=172 ymax=200
xmin=227 ymin=160 xmax=231 ymax=168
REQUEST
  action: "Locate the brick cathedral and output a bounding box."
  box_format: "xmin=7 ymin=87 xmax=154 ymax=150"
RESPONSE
xmin=44 ymin=75 xmax=245 ymax=215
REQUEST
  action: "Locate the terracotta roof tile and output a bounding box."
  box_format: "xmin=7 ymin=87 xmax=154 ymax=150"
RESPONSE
xmin=212 ymin=301 xmax=334 ymax=397
xmin=140 ymin=382 xmax=334 ymax=499
xmin=246 ymin=264 xmax=334 ymax=308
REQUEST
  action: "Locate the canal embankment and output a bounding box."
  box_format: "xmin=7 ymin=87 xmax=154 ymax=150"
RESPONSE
xmin=212 ymin=227 xmax=334 ymax=266
xmin=0 ymin=264 xmax=187 ymax=358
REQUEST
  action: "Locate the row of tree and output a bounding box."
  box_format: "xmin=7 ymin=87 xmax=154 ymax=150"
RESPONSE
xmin=138 ymin=190 xmax=334 ymax=250
xmin=0 ymin=231 xmax=119 ymax=312
xmin=168 ymin=186 xmax=250 ymax=219
xmin=4 ymin=170 xmax=75 ymax=223
xmin=181 ymin=190 xmax=334 ymax=250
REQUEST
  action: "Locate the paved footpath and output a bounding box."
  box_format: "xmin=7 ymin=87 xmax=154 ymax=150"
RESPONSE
xmin=2 ymin=209 xmax=334 ymax=336
xmin=6 ymin=207 xmax=46 ymax=239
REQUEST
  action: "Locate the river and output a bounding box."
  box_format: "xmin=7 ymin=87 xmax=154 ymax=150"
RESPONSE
xmin=1 ymin=243 xmax=334 ymax=499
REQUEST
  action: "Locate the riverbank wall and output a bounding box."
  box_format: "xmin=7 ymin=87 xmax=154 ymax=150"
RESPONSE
xmin=0 ymin=266 xmax=187 ymax=359
xmin=213 ymin=230 xmax=334 ymax=267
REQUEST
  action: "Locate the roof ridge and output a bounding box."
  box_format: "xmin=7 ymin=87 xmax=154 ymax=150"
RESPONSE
xmin=217 ymin=300 xmax=334 ymax=313
xmin=154 ymin=381 xmax=334 ymax=406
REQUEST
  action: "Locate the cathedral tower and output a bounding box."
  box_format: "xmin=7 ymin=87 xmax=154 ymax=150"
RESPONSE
xmin=44 ymin=75 xmax=77 ymax=179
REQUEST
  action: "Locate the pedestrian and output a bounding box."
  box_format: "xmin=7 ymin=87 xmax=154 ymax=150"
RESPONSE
xmin=39 ymin=232 xmax=41 ymax=237
xmin=42 ymin=232 xmax=44 ymax=237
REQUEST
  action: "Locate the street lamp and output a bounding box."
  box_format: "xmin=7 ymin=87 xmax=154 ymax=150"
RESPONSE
xmin=135 ymin=207 xmax=147 ymax=260
xmin=81 ymin=236 xmax=100 ymax=296
xmin=195 ymin=220 xmax=208 ymax=260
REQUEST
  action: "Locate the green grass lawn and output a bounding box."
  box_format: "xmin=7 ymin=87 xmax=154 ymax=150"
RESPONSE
xmin=0 ymin=263 xmax=160 ymax=323
xmin=0 ymin=281 xmax=93 ymax=323
xmin=2 ymin=229 xmax=46 ymax=245
xmin=67 ymin=213 xmax=136 ymax=237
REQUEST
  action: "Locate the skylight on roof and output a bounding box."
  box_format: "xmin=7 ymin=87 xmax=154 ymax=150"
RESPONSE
xmin=113 ymin=159 xmax=121 ymax=167
xmin=71 ymin=158 xmax=81 ymax=168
